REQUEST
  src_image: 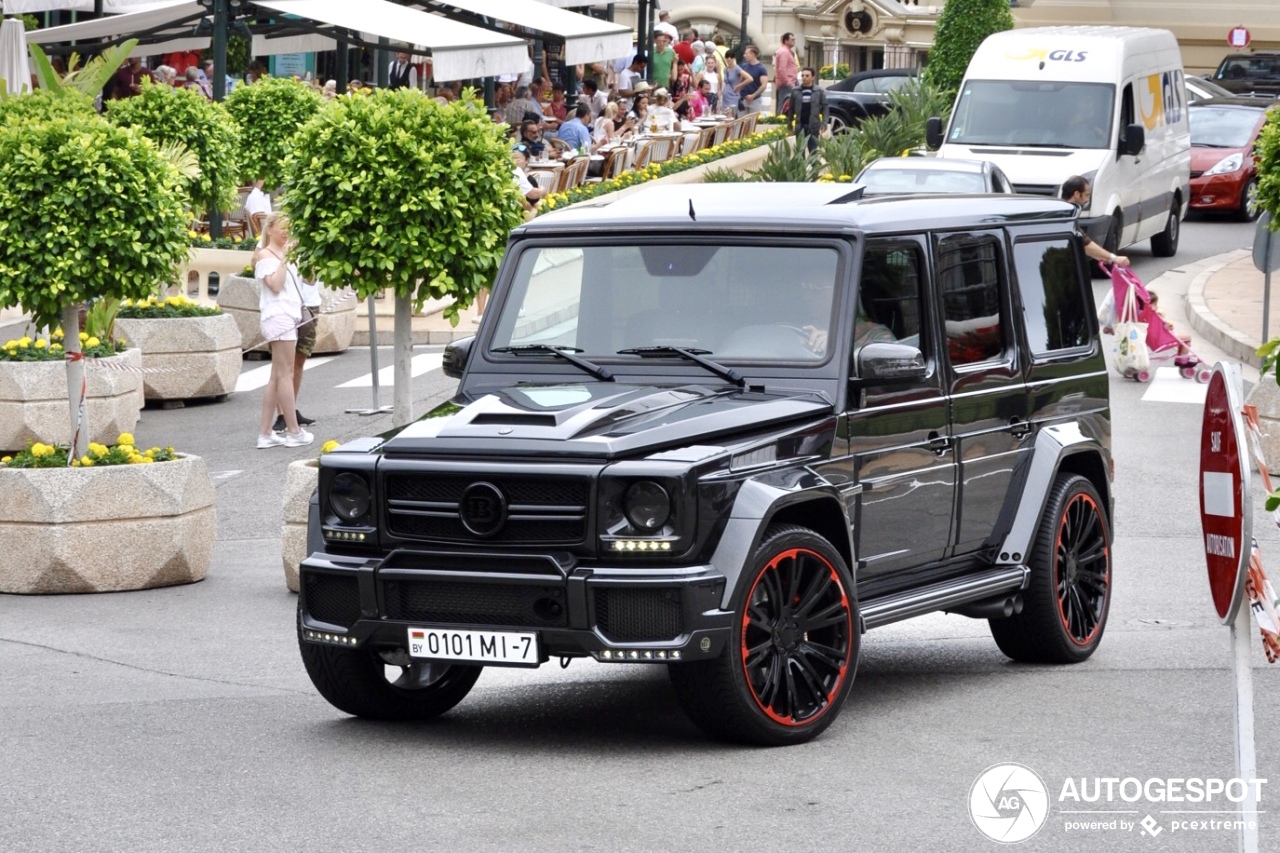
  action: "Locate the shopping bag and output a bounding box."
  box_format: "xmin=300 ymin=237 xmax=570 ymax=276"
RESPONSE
xmin=1113 ymin=278 xmax=1148 ymax=373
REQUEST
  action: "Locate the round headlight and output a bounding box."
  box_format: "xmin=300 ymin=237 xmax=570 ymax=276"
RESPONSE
xmin=623 ymin=480 xmax=671 ymax=531
xmin=330 ymin=473 xmax=371 ymax=522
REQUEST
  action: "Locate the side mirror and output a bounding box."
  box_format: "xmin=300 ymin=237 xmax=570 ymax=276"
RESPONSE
xmin=442 ymin=335 xmax=475 ymax=379
xmin=1120 ymin=123 xmax=1145 ymax=157
xmin=855 ymin=342 xmax=927 ymax=383
xmin=925 ymin=116 xmax=944 ymax=150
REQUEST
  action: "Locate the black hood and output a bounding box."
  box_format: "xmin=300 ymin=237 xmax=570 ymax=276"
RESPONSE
xmin=381 ymin=383 xmax=833 ymax=459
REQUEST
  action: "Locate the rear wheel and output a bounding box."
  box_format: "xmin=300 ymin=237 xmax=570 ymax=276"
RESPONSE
xmin=298 ymin=605 xmax=481 ymax=720
xmin=670 ymin=524 xmax=859 ymax=745
xmin=1150 ymin=197 xmax=1181 ymax=257
xmin=990 ymin=475 xmax=1112 ymax=663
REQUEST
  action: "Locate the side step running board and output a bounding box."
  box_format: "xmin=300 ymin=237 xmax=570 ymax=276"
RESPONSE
xmin=860 ymin=565 xmax=1029 ymax=631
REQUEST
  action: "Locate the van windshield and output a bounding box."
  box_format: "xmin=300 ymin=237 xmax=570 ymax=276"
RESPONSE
xmin=947 ymin=81 xmax=1115 ymax=149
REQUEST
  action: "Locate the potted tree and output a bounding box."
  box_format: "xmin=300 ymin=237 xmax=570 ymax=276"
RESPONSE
xmin=0 ymin=43 xmax=216 ymax=593
xmin=282 ymin=88 xmax=524 ymax=425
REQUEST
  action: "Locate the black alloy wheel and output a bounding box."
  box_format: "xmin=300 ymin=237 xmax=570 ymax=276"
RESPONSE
xmin=670 ymin=524 xmax=859 ymax=745
xmin=990 ymin=475 xmax=1112 ymax=663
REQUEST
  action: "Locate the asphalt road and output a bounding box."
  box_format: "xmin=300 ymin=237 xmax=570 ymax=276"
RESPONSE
xmin=2 ymin=214 xmax=1277 ymax=853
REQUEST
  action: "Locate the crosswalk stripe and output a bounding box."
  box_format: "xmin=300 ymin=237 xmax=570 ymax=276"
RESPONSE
xmin=1140 ymin=366 xmax=1209 ymax=405
xmin=234 ymin=357 xmax=333 ymax=394
xmin=336 ymin=353 xmax=445 ymax=388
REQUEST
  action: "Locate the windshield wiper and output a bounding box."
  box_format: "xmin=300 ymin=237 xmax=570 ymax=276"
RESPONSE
xmin=491 ymin=344 xmax=614 ymax=381
xmin=617 ymin=346 xmax=745 ymax=387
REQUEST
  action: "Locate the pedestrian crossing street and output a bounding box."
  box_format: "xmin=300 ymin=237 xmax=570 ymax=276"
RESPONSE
xmin=233 ymin=352 xmax=445 ymax=394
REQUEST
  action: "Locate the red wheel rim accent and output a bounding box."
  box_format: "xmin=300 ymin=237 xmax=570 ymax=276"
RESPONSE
xmin=739 ymin=547 xmax=853 ymax=727
xmin=1053 ymin=493 xmax=1110 ymax=646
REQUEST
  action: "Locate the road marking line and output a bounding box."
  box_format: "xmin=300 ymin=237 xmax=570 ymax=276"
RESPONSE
xmin=234 ymin=357 xmax=333 ymax=393
xmin=1141 ymin=366 xmax=1209 ymax=405
xmin=337 ymin=353 xmax=445 ymax=388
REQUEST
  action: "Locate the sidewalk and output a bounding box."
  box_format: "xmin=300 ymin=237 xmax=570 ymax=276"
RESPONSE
xmin=1187 ymin=249 xmax=1276 ymax=368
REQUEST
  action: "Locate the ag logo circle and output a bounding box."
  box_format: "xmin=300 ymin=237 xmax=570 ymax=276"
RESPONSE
xmin=969 ymin=763 xmax=1049 ymax=844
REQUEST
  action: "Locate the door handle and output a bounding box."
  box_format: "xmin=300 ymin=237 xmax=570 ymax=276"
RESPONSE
xmin=925 ymin=431 xmax=950 ymax=456
xmin=1008 ymin=418 xmax=1033 ymax=438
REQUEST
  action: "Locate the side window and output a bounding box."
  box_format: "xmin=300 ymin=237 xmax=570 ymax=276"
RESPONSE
xmin=934 ymin=234 xmax=1006 ymax=366
xmin=1120 ymin=83 xmax=1135 ymax=131
xmin=857 ymin=241 xmax=924 ymax=349
xmin=1014 ymin=238 xmax=1090 ymax=355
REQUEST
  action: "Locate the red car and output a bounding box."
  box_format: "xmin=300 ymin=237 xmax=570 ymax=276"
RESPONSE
xmin=1188 ymin=97 xmax=1274 ymax=221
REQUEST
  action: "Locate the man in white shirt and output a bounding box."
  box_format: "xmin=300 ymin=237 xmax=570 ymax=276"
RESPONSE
xmin=647 ymin=88 xmax=680 ymax=132
xmin=388 ymin=50 xmax=417 ymax=90
xmin=245 ymin=179 xmax=272 ymax=226
xmin=654 ymin=10 xmax=678 ymax=42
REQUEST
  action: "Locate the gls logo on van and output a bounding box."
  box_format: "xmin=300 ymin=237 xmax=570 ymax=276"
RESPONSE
xmin=1140 ymin=70 xmax=1186 ymax=130
xmin=1003 ymin=47 xmax=1090 ymax=63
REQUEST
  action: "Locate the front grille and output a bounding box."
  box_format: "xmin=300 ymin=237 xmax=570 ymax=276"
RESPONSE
xmin=594 ymin=588 xmax=685 ymax=642
xmin=1011 ymin=183 xmax=1058 ymax=197
xmin=304 ymin=572 xmax=362 ymax=628
xmin=384 ymin=473 xmax=589 ymax=545
xmin=384 ymin=579 xmax=568 ymax=627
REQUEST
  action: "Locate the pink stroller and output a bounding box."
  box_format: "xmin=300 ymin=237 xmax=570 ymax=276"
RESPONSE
xmin=1102 ymin=263 xmax=1211 ymax=383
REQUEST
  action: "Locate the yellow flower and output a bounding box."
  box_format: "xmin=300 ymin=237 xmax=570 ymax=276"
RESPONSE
xmin=52 ymin=328 xmax=63 ymax=338
xmin=116 ymin=433 xmax=135 ymax=447
xmin=80 ymin=456 xmax=94 ymax=467
xmin=88 ymin=442 xmax=108 ymax=457
xmin=79 ymin=331 xmax=89 ymax=342
xmin=33 ymin=339 xmax=47 ymax=350
xmin=71 ymin=458 xmax=81 ymax=467
xmin=321 ymin=440 xmax=340 ymax=454
xmin=1 ymin=456 xmax=11 ymax=464
xmin=188 ymin=230 xmax=199 ymax=239
xmin=51 ymin=342 xmax=62 ymax=351
xmin=30 ymin=442 xmax=51 ymax=458
xmin=201 ymin=234 xmax=212 ymax=242
xmin=18 ymin=338 xmax=29 ymax=348
xmin=85 ymin=336 xmax=100 ymax=349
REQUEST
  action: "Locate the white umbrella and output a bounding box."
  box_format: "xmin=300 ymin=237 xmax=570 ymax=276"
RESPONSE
xmin=0 ymin=17 xmax=32 ymax=96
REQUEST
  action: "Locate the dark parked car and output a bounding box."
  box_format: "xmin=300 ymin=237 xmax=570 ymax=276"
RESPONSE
xmin=1188 ymin=97 xmax=1274 ymax=220
xmin=1211 ymin=52 xmax=1280 ymax=98
xmin=824 ymin=67 xmax=917 ymax=132
xmin=297 ymin=185 xmax=1114 ymax=746
xmin=855 ymin=156 xmax=1013 ymax=196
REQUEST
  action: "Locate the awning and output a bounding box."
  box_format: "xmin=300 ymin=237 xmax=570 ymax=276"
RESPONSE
xmin=26 ymin=0 xmax=203 ymax=46
xmin=427 ymin=0 xmax=631 ymax=65
xmin=3 ymin=0 xmax=167 ymax=12
xmin=255 ymin=0 xmax=529 ymax=82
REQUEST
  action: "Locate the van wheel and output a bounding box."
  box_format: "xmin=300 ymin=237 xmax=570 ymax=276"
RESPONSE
xmin=1151 ymin=198 xmax=1180 ymax=257
xmin=989 ymin=475 xmax=1112 ymax=663
xmin=669 ymin=524 xmax=859 ymax=745
xmin=298 ymin=604 xmax=481 ymax=720
xmin=1091 ymin=215 xmax=1122 ymax=278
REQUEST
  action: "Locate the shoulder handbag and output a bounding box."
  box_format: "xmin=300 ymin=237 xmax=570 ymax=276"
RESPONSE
xmin=1113 ymin=276 xmax=1149 ymax=375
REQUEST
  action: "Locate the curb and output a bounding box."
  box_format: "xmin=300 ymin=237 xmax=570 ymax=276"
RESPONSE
xmin=1182 ymin=249 xmax=1258 ymax=367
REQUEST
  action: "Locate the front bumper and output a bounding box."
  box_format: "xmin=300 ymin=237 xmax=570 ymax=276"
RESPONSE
xmin=1189 ymin=173 xmax=1247 ymax=212
xmin=298 ymin=548 xmax=733 ymax=666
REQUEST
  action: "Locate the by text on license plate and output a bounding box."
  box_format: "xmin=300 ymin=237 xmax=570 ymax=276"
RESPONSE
xmin=407 ymin=627 xmax=539 ymax=666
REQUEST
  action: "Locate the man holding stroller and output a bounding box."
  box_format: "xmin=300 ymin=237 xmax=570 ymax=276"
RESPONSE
xmin=1062 ymin=176 xmax=1130 ymax=267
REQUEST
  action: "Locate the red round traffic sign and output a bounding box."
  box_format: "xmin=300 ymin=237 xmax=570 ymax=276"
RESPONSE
xmin=1199 ymin=364 xmax=1251 ymax=622
xmin=1229 ymin=26 xmax=1251 ymax=49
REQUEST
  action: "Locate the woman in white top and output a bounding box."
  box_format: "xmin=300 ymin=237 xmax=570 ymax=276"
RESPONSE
xmin=252 ymin=213 xmax=312 ymax=448
xmin=593 ymin=102 xmax=635 ymax=145
xmin=699 ymin=54 xmax=722 ymax=111
xmin=647 ymin=89 xmax=680 ymax=133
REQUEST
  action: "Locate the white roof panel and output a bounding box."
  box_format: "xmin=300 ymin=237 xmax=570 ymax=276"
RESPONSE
xmin=433 ymin=0 xmax=631 ymax=65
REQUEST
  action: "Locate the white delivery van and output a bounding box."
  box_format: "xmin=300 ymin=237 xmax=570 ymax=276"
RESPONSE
xmin=926 ymin=27 xmax=1191 ymax=258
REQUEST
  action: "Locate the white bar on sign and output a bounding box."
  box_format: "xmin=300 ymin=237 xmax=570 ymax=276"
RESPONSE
xmin=1202 ymin=471 xmax=1236 ymax=518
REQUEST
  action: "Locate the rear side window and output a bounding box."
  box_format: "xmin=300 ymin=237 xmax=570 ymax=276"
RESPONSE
xmin=935 ymin=234 xmax=1005 ymax=366
xmin=1014 ymin=238 xmax=1090 ymax=355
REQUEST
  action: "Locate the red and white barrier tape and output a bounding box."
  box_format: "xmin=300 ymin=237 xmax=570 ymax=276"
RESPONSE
xmin=65 ymin=350 xmax=87 ymax=466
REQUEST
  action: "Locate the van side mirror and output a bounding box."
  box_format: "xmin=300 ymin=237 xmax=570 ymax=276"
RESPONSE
xmin=855 ymin=342 xmax=927 ymax=383
xmin=925 ymin=116 xmax=944 ymax=150
xmin=443 ymin=336 xmax=475 ymax=379
xmin=1120 ymin=123 xmax=1145 ymax=156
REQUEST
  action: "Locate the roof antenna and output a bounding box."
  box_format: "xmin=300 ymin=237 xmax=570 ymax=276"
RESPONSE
xmin=688 ymin=199 xmax=696 ymax=221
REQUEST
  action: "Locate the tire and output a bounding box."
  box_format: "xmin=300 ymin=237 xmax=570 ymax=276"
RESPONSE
xmin=1238 ymin=177 xmax=1260 ymax=222
xmin=1091 ymin=214 xmax=1122 ymax=279
xmin=669 ymin=524 xmax=859 ymax=745
xmin=1150 ymin=197 xmax=1180 ymax=257
xmin=990 ymin=475 xmax=1112 ymax=663
xmin=298 ymin=604 xmax=481 ymax=720
xmin=829 ymin=112 xmax=850 ymax=134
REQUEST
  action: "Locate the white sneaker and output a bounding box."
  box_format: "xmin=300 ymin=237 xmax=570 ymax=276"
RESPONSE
xmin=284 ymin=428 xmax=314 ymax=447
xmin=257 ymin=432 xmax=286 ymax=449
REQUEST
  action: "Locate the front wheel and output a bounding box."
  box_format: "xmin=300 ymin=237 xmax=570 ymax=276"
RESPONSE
xmin=1150 ymin=197 xmax=1181 ymax=257
xmin=989 ymin=475 xmax=1112 ymax=663
xmin=299 ymin=605 xmax=481 ymax=720
xmin=670 ymin=524 xmax=859 ymax=745
xmin=1238 ymin=177 xmax=1260 ymax=222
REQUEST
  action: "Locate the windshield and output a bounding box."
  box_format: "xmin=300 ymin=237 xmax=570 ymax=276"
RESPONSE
xmin=859 ymin=166 xmax=987 ymax=194
xmin=487 ymin=243 xmax=842 ymax=363
xmin=1190 ymin=106 xmax=1264 ymax=148
xmin=947 ymin=80 xmax=1115 ymax=148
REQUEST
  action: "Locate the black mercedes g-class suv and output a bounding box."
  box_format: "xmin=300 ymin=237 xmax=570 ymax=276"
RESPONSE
xmin=298 ymin=184 xmax=1113 ymax=745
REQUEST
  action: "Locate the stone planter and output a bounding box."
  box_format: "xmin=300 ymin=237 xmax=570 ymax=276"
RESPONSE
xmin=218 ymin=275 xmax=356 ymax=356
xmin=282 ymin=458 xmax=318 ymax=592
xmin=0 ymin=348 xmax=143 ymax=453
xmin=115 ymin=313 xmax=242 ymax=403
xmin=0 ymin=454 xmax=216 ymax=593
